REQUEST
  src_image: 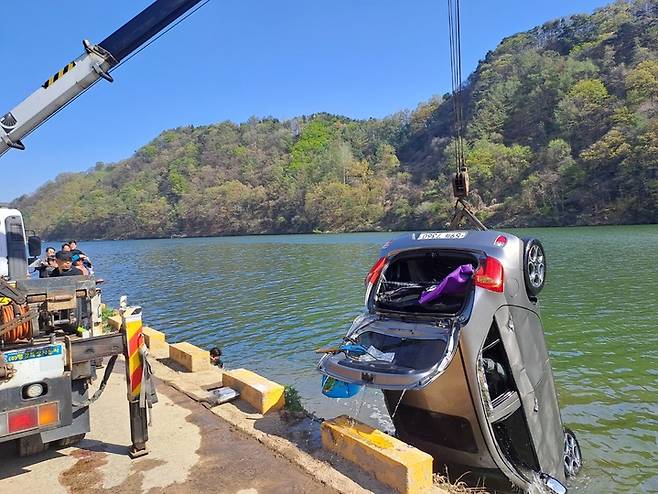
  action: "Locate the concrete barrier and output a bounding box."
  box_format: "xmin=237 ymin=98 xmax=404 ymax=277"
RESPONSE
xmin=321 ymin=415 xmax=433 ymax=494
xmin=169 ymin=342 xmax=211 ymax=372
xmin=222 ymin=368 xmax=285 ymax=414
xmin=142 ymin=326 xmax=167 ymax=350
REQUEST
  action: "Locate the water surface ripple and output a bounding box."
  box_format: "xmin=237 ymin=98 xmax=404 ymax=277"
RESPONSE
xmin=78 ymin=225 xmax=657 ymax=493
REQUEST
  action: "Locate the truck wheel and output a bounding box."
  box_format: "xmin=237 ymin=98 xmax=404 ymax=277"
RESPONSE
xmin=522 ymin=237 xmax=546 ymax=297
xmin=17 ymin=434 xmax=49 ymax=457
xmin=564 ymin=427 xmax=582 ymax=477
xmin=55 ymin=433 xmax=86 ymax=448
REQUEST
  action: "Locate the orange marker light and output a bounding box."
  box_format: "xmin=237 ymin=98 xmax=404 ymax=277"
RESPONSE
xmin=38 ymin=402 xmax=59 ymax=427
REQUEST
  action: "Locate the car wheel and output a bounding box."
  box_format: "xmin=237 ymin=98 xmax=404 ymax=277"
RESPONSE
xmin=522 ymin=238 xmax=546 ymax=296
xmin=563 ymin=427 xmax=582 ymax=477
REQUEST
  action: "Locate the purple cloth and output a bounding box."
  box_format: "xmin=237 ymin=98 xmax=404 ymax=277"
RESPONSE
xmin=419 ymin=264 xmax=474 ymax=305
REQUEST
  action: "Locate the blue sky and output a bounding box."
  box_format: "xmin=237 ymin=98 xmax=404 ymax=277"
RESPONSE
xmin=1 ymin=0 xmax=610 ymax=202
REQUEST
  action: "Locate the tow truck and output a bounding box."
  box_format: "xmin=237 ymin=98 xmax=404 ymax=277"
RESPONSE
xmin=0 ymin=0 xmax=206 ymax=456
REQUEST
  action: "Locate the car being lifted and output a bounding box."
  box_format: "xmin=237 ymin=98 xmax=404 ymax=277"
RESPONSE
xmin=318 ymin=229 xmax=581 ymax=494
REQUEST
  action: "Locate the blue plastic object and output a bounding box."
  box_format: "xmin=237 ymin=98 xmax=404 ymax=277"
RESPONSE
xmin=339 ymin=343 xmax=367 ymax=355
xmin=321 ymin=375 xmax=363 ymax=398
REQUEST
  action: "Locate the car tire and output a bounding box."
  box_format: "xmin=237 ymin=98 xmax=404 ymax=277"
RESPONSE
xmin=522 ymin=237 xmax=546 ymax=296
xmin=563 ymin=427 xmax=582 ymax=477
xmin=55 ymin=433 xmax=86 ymax=448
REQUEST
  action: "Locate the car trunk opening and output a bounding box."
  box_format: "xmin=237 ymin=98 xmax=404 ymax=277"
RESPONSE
xmin=318 ymin=250 xmax=479 ymax=391
xmin=373 ymin=249 xmax=478 ymax=316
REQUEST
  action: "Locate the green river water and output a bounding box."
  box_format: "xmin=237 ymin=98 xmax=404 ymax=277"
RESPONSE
xmin=79 ymin=225 xmax=657 ymax=493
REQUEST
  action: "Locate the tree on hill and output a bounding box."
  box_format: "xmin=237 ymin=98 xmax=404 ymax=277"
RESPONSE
xmin=13 ymin=0 xmax=658 ymax=239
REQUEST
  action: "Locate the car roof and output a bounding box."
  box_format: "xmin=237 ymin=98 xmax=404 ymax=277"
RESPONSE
xmin=380 ymin=230 xmax=518 ymax=257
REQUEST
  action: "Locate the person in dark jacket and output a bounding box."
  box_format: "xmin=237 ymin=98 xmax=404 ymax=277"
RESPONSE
xmin=69 ymin=240 xmax=92 ymax=269
xmin=50 ymin=251 xmax=83 ymax=277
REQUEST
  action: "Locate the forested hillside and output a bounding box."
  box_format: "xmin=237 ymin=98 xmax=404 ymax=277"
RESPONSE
xmin=13 ymin=0 xmax=658 ymax=239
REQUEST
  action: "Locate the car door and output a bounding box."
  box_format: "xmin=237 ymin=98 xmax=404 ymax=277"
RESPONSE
xmin=492 ymin=305 xmax=566 ymax=483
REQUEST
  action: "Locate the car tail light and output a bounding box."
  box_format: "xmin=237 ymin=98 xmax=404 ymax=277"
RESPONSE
xmin=474 ymin=256 xmax=504 ymax=293
xmin=39 ymin=402 xmax=59 ymax=427
xmin=365 ymin=257 xmax=386 ymax=287
xmin=8 ymin=407 xmax=38 ymax=434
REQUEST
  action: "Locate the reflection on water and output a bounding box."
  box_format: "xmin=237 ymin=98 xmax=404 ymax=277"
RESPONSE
xmin=76 ymin=225 xmax=657 ymax=493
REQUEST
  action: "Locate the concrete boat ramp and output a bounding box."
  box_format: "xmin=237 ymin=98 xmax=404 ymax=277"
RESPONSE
xmin=0 ymin=333 xmax=460 ymax=494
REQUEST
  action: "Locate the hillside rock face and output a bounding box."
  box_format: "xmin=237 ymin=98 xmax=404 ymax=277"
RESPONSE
xmin=14 ymin=0 xmax=658 ymax=239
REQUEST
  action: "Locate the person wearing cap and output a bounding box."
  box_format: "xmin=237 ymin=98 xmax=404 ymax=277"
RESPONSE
xmin=50 ymin=251 xmax=84 ymax=277
xmin=71 ymin=253 xmax=91 ymax=276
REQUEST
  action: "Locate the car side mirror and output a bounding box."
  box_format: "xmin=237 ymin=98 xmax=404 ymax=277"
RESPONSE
xmin=27 ymin=235 xmax=42 ymax=257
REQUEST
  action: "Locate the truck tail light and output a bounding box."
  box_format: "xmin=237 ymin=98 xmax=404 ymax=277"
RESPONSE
xmin=38 ymin=402 xmax=59 ymax=427
xmin=3 ymin=402 xmax=59 ymax=436
xmin=474 ymin=256 xmax=504 ymax=293
xmin=364 ymin=257 xmax=386 ymax=287
xmin=8 ymin=407 xmax=38 ymax=434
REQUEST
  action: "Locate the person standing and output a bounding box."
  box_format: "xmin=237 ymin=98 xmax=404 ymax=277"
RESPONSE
xmin=69 ymin=240 xmax=81 ymax=256
xmin=69 ymin=240 xmax=92 ymax=269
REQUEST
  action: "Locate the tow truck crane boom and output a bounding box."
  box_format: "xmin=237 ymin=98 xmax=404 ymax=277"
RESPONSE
xmin=0 ymin=0 xmax=205 ymax=158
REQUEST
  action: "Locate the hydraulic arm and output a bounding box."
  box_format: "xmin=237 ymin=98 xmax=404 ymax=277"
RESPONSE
xmin=0 ymin=0 xmax=205 ymax=158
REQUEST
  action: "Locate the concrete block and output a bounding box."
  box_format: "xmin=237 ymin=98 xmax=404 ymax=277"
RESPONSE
xmin=169 ymin=342 xmax=211 ymax=372
xmin=222 ymin=368 xmax=285 ymax=414
xmin=321 ymin=415 xmax=433 ymax=494
xmin=142 ymin=326 xmax=167 ymax=349
xmin=107 ymin=314 xmax=122 ymax=331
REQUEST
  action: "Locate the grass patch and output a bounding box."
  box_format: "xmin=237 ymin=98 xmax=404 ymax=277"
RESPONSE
xmin=284 ymin=385 xmax=305 ymax=413
xmin=101 ymin=306 xmax=118 ymax=332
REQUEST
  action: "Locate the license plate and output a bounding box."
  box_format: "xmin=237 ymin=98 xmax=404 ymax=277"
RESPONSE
xmin=416 ymin=231 xmax=467 ymax=240
xmin=3 ymin=345 xmax=62 ymax=363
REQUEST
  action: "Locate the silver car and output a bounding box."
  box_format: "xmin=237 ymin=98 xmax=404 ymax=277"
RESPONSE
xmin=318 ymin=230 xmax=582 ymax=493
